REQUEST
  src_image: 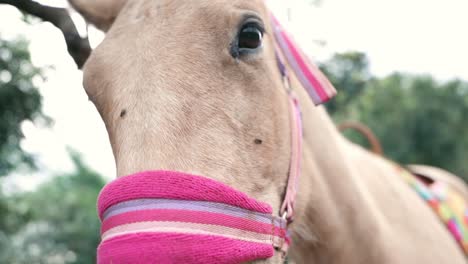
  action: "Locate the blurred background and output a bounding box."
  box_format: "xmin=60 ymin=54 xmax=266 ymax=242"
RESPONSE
xmin=0 ymin=0 xmax=467 ymax=262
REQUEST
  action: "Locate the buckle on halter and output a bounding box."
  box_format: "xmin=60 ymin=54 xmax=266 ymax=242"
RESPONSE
xmin=282 ymin=211 xmax=288 ymax=220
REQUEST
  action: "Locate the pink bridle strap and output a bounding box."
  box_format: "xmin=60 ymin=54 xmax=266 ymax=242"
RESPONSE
xmin=281 ymin=93 xmax=303 ymax=222
xmin=271 ymin=13 xmax=337 ymax=105
xmin=270 ymin=10 xmax=337 ymax=222
xmin=97 ymin=171 xmax=290 ymax=263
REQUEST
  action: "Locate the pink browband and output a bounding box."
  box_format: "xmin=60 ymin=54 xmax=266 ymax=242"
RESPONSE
xmin=97 ymin=171 xmax=290 ymax=263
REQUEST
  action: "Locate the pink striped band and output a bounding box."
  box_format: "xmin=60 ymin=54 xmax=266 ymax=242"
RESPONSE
xmin=97 ymin=171 xmax=290 ymax=263
xmin=271 ymin=14 xmax=337 ymax=105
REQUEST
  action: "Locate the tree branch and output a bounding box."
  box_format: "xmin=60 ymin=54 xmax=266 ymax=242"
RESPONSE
xmin=0 ymin=0 xmax=91 ymax=69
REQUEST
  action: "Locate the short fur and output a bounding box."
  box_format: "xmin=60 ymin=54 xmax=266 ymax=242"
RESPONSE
xmin=69 ymin=0 xmax=467 ymax=263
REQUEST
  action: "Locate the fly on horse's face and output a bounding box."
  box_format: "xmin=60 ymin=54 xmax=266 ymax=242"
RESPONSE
xmin=80 ymin=0 xmax=290 ymax=261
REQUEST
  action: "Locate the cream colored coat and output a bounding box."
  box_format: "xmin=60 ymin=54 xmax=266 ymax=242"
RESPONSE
xmin=69 ymin=0 xmax=467 ymax=263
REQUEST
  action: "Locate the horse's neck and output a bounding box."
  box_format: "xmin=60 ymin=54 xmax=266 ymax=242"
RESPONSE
xmin=290 ymin=83 xmax=386 ymax=262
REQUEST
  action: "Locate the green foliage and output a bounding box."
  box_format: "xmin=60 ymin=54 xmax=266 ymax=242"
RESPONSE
xmin=323 ymin=53 xmax=468 ymax=181
xmin=320 ymin=52 xmax=372 ymax=117
xmin=0 ymin=152 xmax=105 ymax=263
xmin=0 ymin=36 xmax=46 ymax=176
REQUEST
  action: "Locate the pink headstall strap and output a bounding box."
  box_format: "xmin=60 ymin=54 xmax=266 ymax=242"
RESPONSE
xmin=281 ymin=94 xmax=303 ymax=221
xmin=96 ymin=171 xmax=290 ymax=263
xmin=270 ymin=11 xmax=337 ymax=222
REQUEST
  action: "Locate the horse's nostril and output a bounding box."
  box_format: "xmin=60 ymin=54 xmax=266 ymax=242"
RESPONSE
xmin=254 ymin=139 xmax=263 ymax=145
xmin=120 ymin=109 xmax=127 ymax=118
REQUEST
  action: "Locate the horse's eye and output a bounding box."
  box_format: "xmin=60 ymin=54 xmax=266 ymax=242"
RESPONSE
xmin=238 ymin=23 xmax=263 ymax=51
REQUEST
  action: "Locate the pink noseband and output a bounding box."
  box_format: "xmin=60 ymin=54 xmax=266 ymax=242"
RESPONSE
xmin=97 ymin=171 xmax=290 ymax=263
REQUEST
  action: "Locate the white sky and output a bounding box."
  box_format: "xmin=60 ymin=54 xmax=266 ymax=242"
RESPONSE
xmin=1 ymin=0 xmax=467 ymax=191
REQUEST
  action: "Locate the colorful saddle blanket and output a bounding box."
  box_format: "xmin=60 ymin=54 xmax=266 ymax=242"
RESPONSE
xmin=400 ymin=169 xmax=468 ymax=254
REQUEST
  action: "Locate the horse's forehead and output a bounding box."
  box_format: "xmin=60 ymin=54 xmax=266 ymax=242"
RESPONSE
xmin=120 ymin=0 xmax=267 ymax=22
xmin=84 ymin=0 xmax=270 ymax=82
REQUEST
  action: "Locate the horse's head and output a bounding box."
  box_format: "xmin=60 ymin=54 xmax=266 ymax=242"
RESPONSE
xmin=79 ymin=0 xmax=291 ymax=209
xmin=73 ymin=0 xmax=293 ymax=262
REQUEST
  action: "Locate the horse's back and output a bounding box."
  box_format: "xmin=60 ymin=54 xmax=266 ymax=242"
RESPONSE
xmin=345 ymin=141 xmax=467 ymax=263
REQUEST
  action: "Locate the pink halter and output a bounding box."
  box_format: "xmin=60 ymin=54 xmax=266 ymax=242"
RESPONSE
xmin=95 ymin=12 xmax=336 ymax=264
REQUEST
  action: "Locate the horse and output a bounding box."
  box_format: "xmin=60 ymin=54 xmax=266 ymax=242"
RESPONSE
xmin=68 ymin=0 xmax=467 ymax=263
